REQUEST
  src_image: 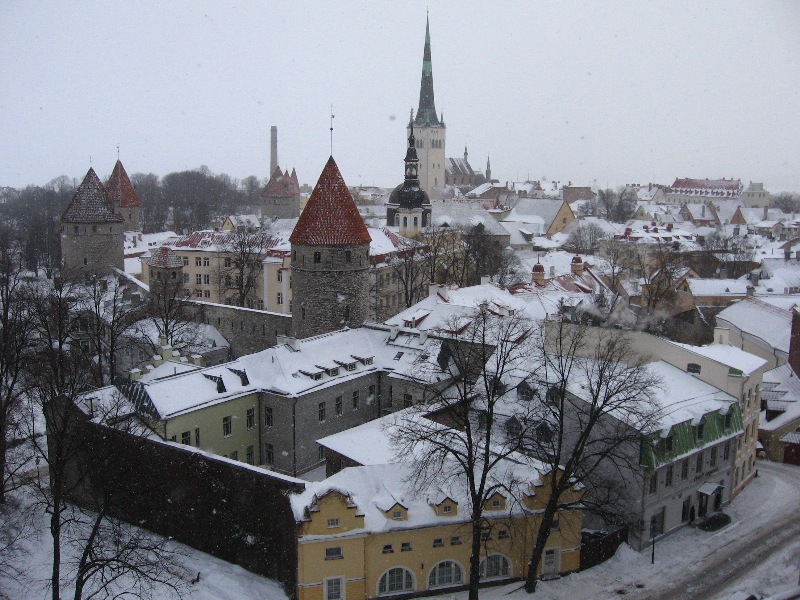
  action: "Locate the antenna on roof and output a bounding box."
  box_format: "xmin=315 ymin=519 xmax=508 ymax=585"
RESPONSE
xmin=89 ymin=155 xmax=92 ymax=167
xmin=117 ymin=143 xmax=120 ymax=160
xmin=329 ymin=104 xmax=335 ymax=155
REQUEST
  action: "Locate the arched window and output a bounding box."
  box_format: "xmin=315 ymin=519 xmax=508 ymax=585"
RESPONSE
xmin=479 ymin=554 xmax=511 ymax=580
xmin=378 ymin=567 xmax=414 ymax=596
xmin=428 ymin=560 xmax=463 ymax=589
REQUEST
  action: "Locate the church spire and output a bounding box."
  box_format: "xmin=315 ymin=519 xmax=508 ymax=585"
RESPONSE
xmin=414 ymin=15 xmax=440 ymax=127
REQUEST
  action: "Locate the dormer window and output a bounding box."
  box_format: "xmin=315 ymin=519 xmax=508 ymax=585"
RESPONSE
xmin=394 ymin=352 xmax=404 ymax=361
xmin=392 ymin=510 xmax=402 ymax=520
xmin=697 ymin=422 xmax=705 ymax=441
xmin=327 ymin=518 xmax=340 ymax=528
xmin=443 ymin=505 xmax=452 ymax=513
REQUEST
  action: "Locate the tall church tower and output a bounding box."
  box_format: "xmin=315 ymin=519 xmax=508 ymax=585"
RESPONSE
xmin=386 ymin=125 xmax=431 ymax=237
xmin=408 ymin=16 xmax=445 ymax=197
xmin=289 ymin=157 xmax=372 ymax=339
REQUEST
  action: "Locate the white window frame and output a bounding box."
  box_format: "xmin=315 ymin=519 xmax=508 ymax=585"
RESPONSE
xmin=427 ymin=560 xmax=464 ymax=589
xmin=324 ymin=576 xmax=345 ymax=600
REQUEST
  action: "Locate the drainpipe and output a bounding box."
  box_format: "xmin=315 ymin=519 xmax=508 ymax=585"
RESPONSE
xmin=292 ymin=398 xmax=298 ymax=477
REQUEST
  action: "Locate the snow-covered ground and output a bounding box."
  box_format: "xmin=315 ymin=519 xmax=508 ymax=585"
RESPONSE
xmin=1 ymin=461 xmax=797 ymax=599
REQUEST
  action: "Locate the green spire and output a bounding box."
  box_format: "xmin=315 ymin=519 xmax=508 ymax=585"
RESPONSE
xmin=415 ymin=15 xmax=440 ymax=128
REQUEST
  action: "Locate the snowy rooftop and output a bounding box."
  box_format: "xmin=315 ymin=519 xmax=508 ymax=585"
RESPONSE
xmin=668 ymin=342 xmax=767 ymax=375
xmin=687 ymin=279 xmax=751 ymax=297
xmin=759 ymin=363 xmax=800 ymax=432
xmin=715 ymin=298 xmax=793 ymax=354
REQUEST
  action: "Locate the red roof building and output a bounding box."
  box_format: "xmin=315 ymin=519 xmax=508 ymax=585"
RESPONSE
xmin=107 ymin=160 xmax=141 ymax=208
xmin=290 ymin=157 xmax=371 ymax=246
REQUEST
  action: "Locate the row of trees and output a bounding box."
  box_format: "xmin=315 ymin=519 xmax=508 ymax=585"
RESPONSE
xmin=0 ymin=227 xmax=202 ymax=598
xmin=392 ymin=308 xmax=661 ymax=597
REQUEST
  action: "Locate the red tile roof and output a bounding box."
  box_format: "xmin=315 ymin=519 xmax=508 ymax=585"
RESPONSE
xmin=106 ymin=160 xmax=141 ymax=207
xmin=148 ymin=246 xmax=183 ymax=269
xmin=61 ymin=168 xmax=123 ymax=224
xmin=289 ymin=157 xmax=371 ymax=246
xmin=261 ymin=166 xmax=298 ymax=198
xmin=670 ymin=178 xmax=742 ymax=192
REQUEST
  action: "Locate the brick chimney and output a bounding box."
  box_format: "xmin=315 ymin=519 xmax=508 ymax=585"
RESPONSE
xmin=571 ymin=255 xmax=583 ymax=275
xmin=791 ymin=308 xmax=800 ymax=377
xmin=532 ymin=262 xmax=545 ymax=283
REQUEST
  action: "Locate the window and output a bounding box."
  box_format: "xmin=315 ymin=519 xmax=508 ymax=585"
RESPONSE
xmin=325 ymin=547 xmax=343 ymax=560
xmin=442 ymin=505 xmax=452 ymax=514
xmin=181 ymin=431 xmax=190 ymax=445
xmin=265 ymin=407 xmax=273 ymax=427
xmin=649 ymin=472 xmax=657 ymax=494
xmin=246 ymin=445 xmax=254 ymax=465
xmin=265 ymin=443 xmax=274 ymax=465
xmin=696 ymin=452 xmax=703 ymax=473
xmin=687 ymin=363 xmax=701 ymax=374
xmin=319 ymin=402 xmax=326 ymax=422
xmin=492 ymin=498 xmax=501 ymax=508
xmin=224 ymin=257 xmax=231 ymax=268
xmin=432 ymin=538 xmax=444 ymax=548
xmin=196 ymin=274 xmax=202 ymax=285
xmin=327 ymin=518 xmax=340 ymax=528
xmin=335 ymin=396 xmax=343 ymax=416
xmin=682 ymin=496 xmax=692 ymax=522
xmin=314 ymin=251 xmax=321 ymax=263
xmin=480 ymin=554 xmax=510 ymax=579
xmin=277 ymin=292 xmax=283 ymax=305
xmin=194 ymin=427 xmax=200 ymax=447
xmin=450 ymin=536 xmax=461 ymax=545
xmin=681 ymin=459 xmax=689 ymax=480
xmin=392 ymin=510 xmax=402 ymax=520
xmin=480 ymin=530 xmax=491 ymax=541
xmin=195 ymin=257 xmax=202 ymax=267
xmin=403 ymin=393 xmax=413 ymax=408
xmin=549 ymin=519 xmax=560 ymax=531
xmin=400 ymin=542 xmax=412 ymax=552
xmin=223 ymin=416 xmax=232 ymax=437
xmin=725 ymin=411 xmax=733 ymax=430
xmin=697 ymin=422 xmax=705 ymax=441
xmin=277 ymin=270 xmax=283 ymax=282
xmin=325 ymin=578 xmax=343 ymax=600
xmin=352 ymin=390 xmax=360 ymax=410
xmin=710 ymin=446 xmax=717 ymax=467
xmin=246 ymin=408 xmax=255 ymax=429
xmin=203 ymin=290 xmax=210 ymax=298
xmin=203 ymin=274 xmax=210 ymax=285
xmin=428 ymin=561 xmax=463 ymax=588
xmin=723 ymin=441 xmax=730 ymax=461
xmin=382 ymin=544 xmax=394 ymax=554
xmin=183 ymin=272 xmax=189 ymax=283
xmin=203 ymin=257 xmax=210 ymax=267
xmin=318 ymin=445 xmax=325 ymax=461
xmin=665 ymin=465 xmax=673 ymax=487
xmin=345 ymin=250 xmax=351 ymax=263
xmin=229 ymin=450 xmax=238 ymax=461
xmin=378 ymin=567 xmax=413 ymax=595
xmin=498 ymin=529 xmax=510 ymax=539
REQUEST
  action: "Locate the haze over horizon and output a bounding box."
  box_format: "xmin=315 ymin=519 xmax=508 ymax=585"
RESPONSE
xmin=2 ymin=1 xmax=799 ymax=192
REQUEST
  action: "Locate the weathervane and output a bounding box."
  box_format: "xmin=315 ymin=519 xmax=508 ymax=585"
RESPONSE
xmin=330 ymin=104 xmax=335 ymax=155
xmin=117 ymin=143 xmax=120 ymax=160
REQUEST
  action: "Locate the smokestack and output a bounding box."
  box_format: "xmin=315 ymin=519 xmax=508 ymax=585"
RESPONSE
xmin=270 ymin=126 xmax=278 ymax=175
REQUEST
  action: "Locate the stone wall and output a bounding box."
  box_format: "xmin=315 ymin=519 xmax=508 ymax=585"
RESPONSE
xmin=291 ymin=243 xmax=370 ymax=339
xmin=46 ymin=396 xmax=303 ymax=594
xmin=61 ymin=223 xmax=124 ymax=276
xmin=188 ymin=301 xmax=292 ymax=357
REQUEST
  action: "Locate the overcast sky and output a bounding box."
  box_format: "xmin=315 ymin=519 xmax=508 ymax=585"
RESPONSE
xmin=2 ymin=1 xmax=799 ymax=192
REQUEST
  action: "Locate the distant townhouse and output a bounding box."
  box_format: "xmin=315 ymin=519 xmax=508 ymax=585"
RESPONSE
xmin=664 ymin=178 xmax=743 ymax=204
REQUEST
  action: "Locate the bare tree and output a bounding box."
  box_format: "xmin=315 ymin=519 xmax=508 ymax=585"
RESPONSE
xmin=565 ymin=222 xmax=609 ymax=255
xmin=0 ymin=229 xmax=36 ymax=503
xmin=521 ymin=320 xmax=660 ymax=592
xmin=390 ymin=307 xmax=536 ymax=600
xmin=387 ymin=236 xmax=429 ymax=310
xmin=216 ymin=230 xmax=273 ymax=308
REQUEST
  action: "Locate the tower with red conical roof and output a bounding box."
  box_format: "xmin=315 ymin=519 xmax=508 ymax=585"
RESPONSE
xmin=60 ymin=167 xmax=124 ymax=276
xmin=289 ymin=157 xmax=371 ymax=339
xmin=106 ymin=159 xmax=142 ymax=231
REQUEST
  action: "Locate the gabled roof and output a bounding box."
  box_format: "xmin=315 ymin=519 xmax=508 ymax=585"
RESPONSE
xmin=445 ymin=157 xmax=474 ymax=177
xmin=61 ymin=168 xmax=123 ymax=224
xmin=290 ymin=157 xmax=371 ymax=246
xmin=106 ymin=160 xmax=141 ymax=207
xmin=670 ymin=178 xmax=743 ymax=193
xmin=148 ymin=246 xmax=183 ymax=269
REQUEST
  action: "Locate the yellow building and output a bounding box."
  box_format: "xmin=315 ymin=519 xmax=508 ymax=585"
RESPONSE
xmin=292 ymin=463 xmax=582 ymax=600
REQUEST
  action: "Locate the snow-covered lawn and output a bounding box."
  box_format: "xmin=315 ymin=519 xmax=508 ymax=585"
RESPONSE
xmin=1 ymin=461 xmax=797 ymax=599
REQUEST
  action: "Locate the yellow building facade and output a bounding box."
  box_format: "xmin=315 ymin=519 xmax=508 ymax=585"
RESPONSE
xmin=294 ymin=466 xmax=582 ymax=600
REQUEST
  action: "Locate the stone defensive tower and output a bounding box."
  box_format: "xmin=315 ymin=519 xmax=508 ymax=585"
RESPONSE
xmin=409 ymin=16 xmax=445 ymax=196
xmin=106 ymin=159 xmax=141 ymax=231
xmin=289 ymin=157 xmax=371 ymax=339
xmin=60 ymin=167 xmax=124 ymax=277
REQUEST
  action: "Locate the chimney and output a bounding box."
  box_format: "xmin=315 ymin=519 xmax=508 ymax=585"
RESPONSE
xmin=480 ymin=275 xmax=491 ymax=286
xmin=714 ymin=327 xmax=730 ymax=345
xmin=531 ymin=263 xmax=545 ymax=283
xmin=549 ymin=265 xmax=555 ymax=278
xmin=666 ymin=223 xmax=673 ymax=232
xmin=746 ymin=284 xmax=755 ymax=296
xmin=702 ymin=204 xmax=706 ymax=217
xmin=790 ymin=308 xmax=800 ymax=377
xmin=571 ymin=255 xmax=583 ymax=275
xmin=270 ymin=126 xmax=278 ymax=175
xmin=763 ymin=205 xmax=769 ymax=220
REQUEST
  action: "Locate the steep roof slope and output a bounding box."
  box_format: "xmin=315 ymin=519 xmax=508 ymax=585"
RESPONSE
xmin=61 ymin=168 xmax=123 ymax=224
xmin=106 ymin=160 xmax=141 ymax=207
xmin=289 ymin=157 xmax=371 ymax=246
